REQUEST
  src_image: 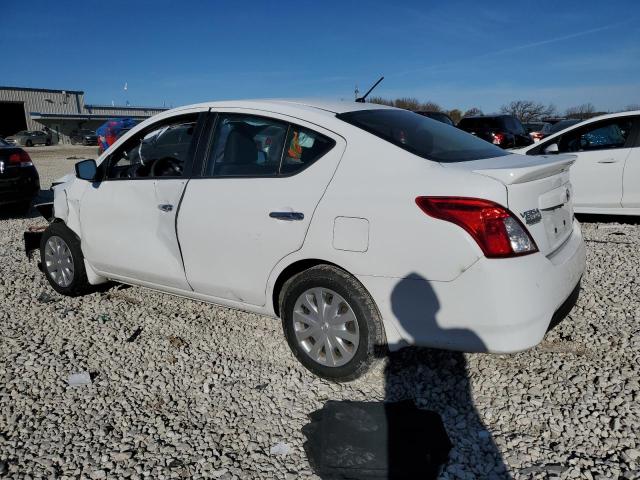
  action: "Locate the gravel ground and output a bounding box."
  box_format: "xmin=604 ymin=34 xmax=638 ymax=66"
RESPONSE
xmin=1 ymin=147 xmax=639 ymax=479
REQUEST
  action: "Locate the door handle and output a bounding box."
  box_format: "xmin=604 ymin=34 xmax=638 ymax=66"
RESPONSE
xmin=269 ymin=211 xmax=304 ymax=221
xmin=158 ymin=204 xmax=173 ymax=212
xmin=597 ymin=159 xmax=617 ymax=164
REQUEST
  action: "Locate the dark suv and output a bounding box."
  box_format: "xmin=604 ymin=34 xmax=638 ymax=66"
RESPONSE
xmin=457 ymin=115 xmax=533 ymax=149
xmin=414 ymin=111 xmax=455 ymax=126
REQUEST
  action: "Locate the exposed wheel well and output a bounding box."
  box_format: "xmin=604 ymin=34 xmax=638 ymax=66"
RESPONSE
xmin=272 ymin=259 xmax=343 ymax=317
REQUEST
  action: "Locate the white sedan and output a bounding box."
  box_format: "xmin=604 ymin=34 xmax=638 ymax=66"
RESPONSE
xmin=516 ymin=111 xmax=640 ymax=215
xmin=36 ymin=100 xmax=586 ymax=381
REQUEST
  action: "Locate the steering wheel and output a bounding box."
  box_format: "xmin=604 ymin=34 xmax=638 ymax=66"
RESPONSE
xmin=150 ymin=157 xmax=182 ymax=177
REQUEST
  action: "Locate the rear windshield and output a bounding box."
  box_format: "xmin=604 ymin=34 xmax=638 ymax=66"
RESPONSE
xmin=337 ymin=109 xmax=508 ymax=163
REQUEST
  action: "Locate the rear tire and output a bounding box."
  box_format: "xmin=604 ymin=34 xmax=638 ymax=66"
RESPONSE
xmin=45 ymin=139 xmax=51 ymax=146
xmin=40 ymin=222 xmax=91 ymax=296
xmin=280 ymin=265 xmax=385 ymax=382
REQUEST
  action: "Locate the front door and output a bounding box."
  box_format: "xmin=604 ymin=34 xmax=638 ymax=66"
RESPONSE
xmin=178 ymin=111 xmax=345 ymax=306
xmin=79 ymin=112 xmax=202 ymax=290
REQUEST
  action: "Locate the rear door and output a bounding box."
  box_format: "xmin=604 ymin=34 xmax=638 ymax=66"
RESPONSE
xmin=79 ymin=111 xmax=204 ymax=289
xmin=178 ymin=110 xmax=345 ymax=306
xmin=621 ymin=118 xmax=640 ymax=208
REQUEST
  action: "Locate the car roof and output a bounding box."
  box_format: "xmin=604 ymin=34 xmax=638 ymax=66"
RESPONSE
xmin=169 ymin=98 xmax=396 ymax=116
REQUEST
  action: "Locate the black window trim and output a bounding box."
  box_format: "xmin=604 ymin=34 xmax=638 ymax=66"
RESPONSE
xmin=195 ymin=111 xmax=337 ymax=179
xmin=529 ymin=116 xmax=639 ymax=155
xmin=99 ymin=111 xmax=207 ymax=182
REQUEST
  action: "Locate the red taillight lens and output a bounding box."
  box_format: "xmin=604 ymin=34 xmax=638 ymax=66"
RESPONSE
xmin=8 ymin=150 xmax=33 ymax=166
xmin=415 ymin=197 xmax=538 ymax=258
xmin=491 ymin=132 xmax=505 ymax=145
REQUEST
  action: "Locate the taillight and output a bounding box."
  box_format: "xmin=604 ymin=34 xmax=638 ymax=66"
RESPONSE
xmin=415 ymin=197 xmax=538 ymax=258
xmin=8 ymin=150 xmax=33 ymax=167
xmin=491 ymin=132 xmax=505 ymax=145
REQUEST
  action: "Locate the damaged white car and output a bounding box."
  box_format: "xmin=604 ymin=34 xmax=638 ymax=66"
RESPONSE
xmin=31 ymin=100 xmax=586 ymax=381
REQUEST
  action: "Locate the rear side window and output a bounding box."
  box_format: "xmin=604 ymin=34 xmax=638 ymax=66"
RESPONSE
xmin=281 ymin=126 xmax=334 ymax=175
xmin=206 ymin=115 xmax=288 ymax=176
xmin=204 ymin=114 xmax=335 ymax=177
xmin=339 ymin=109 xmax=508 ymax=163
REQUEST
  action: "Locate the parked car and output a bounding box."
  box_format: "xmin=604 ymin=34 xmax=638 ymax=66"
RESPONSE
xmin=32 ymin=100 xmax=585 ymax=381
xmin=5 ymin=130 xmax=51 ymax=147
xmin=414 ymin=111 xmax=455 ymax=126
xmin=70 ymin=129 xmax=98 ymax=146
xmin=523 ymin=122 xmax=553 ymax=142
xmin=458 ymin=115 xmax=534 ymax=149
xmin=515 ymin=111 xmax=640 ymax=216
xmin=0 ymin=137 xmax=40 ymax=211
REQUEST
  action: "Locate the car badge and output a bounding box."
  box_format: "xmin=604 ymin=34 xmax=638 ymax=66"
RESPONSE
xmin=520 ymin=208 xmax=542 ymax=225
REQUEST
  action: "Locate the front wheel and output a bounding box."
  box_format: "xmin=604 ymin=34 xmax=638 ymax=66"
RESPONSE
xmin=40 ymin=222 xmax=91 ymax=296
xmin=25 ymin=140 xmax=33 ymax=147
xmin=280 ymin=265 xmax=385 ymax=382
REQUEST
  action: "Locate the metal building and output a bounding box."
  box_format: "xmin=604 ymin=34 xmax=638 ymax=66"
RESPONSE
xmin=0 ymin=86 xmax=167 ymax=144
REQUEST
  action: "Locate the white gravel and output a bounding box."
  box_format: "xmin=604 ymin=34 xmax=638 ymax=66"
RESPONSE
xmin=1 ymin=147 xmax=639 ymax=479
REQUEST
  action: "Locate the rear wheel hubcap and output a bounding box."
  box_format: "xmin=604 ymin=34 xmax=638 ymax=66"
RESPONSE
xmin=44 ymin=236 xmax=74 ymax=287
xmin=292 ymin=287 xmax=360 ymax=367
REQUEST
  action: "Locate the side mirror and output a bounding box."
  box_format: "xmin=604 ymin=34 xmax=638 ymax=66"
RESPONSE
xmin=544 ymin=143 xmax=559 ymax=154
xmin=75 ymin=159 xmax=97 ymax=181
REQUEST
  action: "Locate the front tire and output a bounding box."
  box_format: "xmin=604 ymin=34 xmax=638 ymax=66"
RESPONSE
xmin=280 ymin=265 xmax=385 ymax=382
xmin=40 ymin=222 xmax=91 ymax=296
xmin=25 ymin=140 xmax=33 ymax=147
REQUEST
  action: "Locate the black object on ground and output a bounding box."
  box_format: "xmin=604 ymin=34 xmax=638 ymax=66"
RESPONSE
xmin=126 ymin=326 xmax=143 ymax=343
xmin=303 ymin=399 xmax=451 ymax=479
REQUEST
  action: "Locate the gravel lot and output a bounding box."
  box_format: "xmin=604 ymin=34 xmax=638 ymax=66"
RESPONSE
xmin=1 ymin=146 xmax=639 ymax=479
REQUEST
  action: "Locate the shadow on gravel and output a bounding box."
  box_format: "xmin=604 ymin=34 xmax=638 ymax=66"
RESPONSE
xmin=303 ymin=273 xmax=510 ymax=479
xmin=0 ymin=189 xmax=53 ymax=221
xmin=576 ymin=213 xmax=640 ymax=225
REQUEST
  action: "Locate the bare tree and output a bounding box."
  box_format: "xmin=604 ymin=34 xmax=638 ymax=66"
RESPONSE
xmin=419 ymin=101 xmax=442 ymax=112
xmin=565 ymin=103 xmax=596 ymax=120
xmin=499 ymin=100 xmax=556 ymax=123
xmin=368 ymin=97 xmax=394 ymax=106
xmin=463 ymin=107 xmax=484 ymax=117
xmin=625 ymin=104 xmax=640 ymax=111
xmin=448 ymin=109 xmax=463 ymax=124
xmin=393 ymin=97 xmax=422 ymax=111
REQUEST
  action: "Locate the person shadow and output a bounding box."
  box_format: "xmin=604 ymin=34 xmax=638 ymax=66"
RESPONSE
xmin=303 ymin=273 xmax=511 ymax=479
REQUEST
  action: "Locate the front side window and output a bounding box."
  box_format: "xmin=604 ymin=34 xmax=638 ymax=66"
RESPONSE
xmin=340 ymin=109 xmax=508 ymax=162
xmin=557 ymin=119 xmax=633 ymax=153
xmin=105 ymin=115 xmax=197 ymax=179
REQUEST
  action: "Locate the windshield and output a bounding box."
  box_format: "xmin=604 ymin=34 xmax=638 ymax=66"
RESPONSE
xmin=338 ymin=109 xmax=508 ymax=163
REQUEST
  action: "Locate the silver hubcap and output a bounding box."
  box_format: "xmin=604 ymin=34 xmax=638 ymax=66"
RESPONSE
xmin=44 ymin=236 xmax=74 ymax=287
xmin=293 ymin=288 xmax=360 ymax=367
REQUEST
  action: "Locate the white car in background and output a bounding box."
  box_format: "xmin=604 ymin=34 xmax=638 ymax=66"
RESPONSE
xmin=516 ymin=111 xmax=640 ymax=215
xmin=35 ymin=100 xmax=585 ymax=381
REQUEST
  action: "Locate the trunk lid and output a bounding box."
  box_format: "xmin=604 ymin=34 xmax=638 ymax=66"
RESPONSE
xmin=441 ymin=153 xmax=576 ymax=255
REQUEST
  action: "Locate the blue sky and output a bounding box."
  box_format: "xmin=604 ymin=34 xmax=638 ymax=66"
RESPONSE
xmin=2 ymin=0 xmax=639 ymax=113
